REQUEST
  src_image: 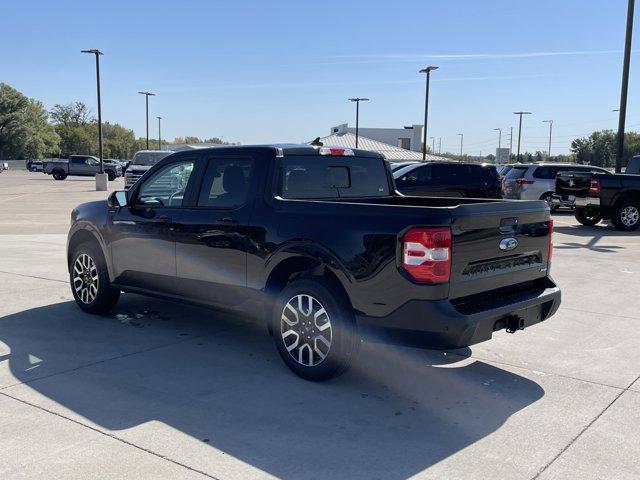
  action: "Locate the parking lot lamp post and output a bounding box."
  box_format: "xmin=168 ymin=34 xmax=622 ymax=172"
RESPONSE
xmin=419 ymin=66 xmax=438 ymax=161
xmin=429 ymin=136 xmax=435 ymax=154
xmin=348 ymin=98 xmax=369 ymax=148
xmin=494 ymin=128 xmax=502 ymax=160
xmin=81 ymin=49 xmax=105 ymax=190
xmin=457 ymin=133 xmax=463 ymax=157
xmin=138 ymin=91 xmax=155 ymax=150
xmin=513 ymin=112 xmax=532 ymax=162
xmin=157 ymin=116 xmax=162 ymax=150
xmin=542 ymin=120 xmax=553 ymax=157
xmin=438 ymin=137 xmax=442 ymax=154
xmin=616 ymin=0 xmax=635 ymax=173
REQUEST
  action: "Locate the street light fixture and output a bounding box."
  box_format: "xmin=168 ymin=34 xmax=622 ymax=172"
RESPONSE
xmin=348 ymin=98 xmax=369 ymax=148
xmin=419 ymin=66 xmax=439 ymax=161
xmin=157 ymin=116 xmax=162 ymax=150
xmin=493 ymin=128 xmax=502 ymax=161
xmin=513 ymin=111 xmax=532 ymax=162
xmin=542 ymin=120 xmax=553 ymax=157
xmin=457 ymin=133 xmax=464 ymax=157
xmin=81 ymin=49 xmax=106 ymax=191
xmin=138 ymin=91 xmax=156 ymax=150
xmin=616 ymin=0 xmax=635 ymax=173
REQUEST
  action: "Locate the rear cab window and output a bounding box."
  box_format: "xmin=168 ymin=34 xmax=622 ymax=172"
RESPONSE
xmin=279 ymin=156 xmax=390 ymax=199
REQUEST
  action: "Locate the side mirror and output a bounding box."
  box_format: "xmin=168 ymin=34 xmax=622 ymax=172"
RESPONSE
xmin=107 ymin=190 xmax=128 ymax=208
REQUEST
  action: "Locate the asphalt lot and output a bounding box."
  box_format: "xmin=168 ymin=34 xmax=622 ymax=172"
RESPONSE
xmin=1 ymin=169 xmax=639 ymax=479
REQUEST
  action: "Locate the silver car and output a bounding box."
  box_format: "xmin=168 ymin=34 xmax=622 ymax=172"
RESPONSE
xmin=501 ymin=163 xmax=610 ymax=210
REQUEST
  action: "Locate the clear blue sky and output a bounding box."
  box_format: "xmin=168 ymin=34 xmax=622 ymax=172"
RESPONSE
xmin=2 ymin=0 xmax=638 ymax=155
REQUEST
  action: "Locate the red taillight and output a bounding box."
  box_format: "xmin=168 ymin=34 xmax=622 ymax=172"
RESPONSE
xmin=402 ymin=227 xmax=451 ymax=283
xmin=589 ymin=179 xmax=601 ymax=195
xmin=516 ymin=179 xmax=535 ymax=185
xmin=548 ymin=219 xmax=554 ymax=264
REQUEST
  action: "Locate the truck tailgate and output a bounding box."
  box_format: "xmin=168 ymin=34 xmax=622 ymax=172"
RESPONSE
xmin=555 ymin=171 xmax=592 ymax=197
xmin=448 ymin=201 xmax=551 ymax=299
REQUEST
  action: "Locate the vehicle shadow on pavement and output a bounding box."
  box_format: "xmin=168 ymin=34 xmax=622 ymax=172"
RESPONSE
xmin=554 ymin=225 xmax=639 ymax=253
xmin=0 ymin=297 xmax=544 ymax=479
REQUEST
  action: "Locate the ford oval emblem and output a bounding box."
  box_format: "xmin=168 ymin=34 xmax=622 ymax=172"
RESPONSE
xmin=499 ymin=237 xmax=518 ymax=251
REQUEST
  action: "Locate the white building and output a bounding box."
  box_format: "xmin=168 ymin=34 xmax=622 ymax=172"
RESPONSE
xmin=317 ymin=131 xmax=448 ymax=162
xmin=329 ymin=123 xmax=424 ymax=152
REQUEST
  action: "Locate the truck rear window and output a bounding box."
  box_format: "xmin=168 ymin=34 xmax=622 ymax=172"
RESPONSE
xmin=279 ymin=156 xmax=390 ymax=199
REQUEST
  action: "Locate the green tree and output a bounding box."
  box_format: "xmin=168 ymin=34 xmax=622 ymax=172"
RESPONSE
xmin=0 ymin=83 xmax=59 ymax=159
xmin=50 ymin=102 xmax=98 ymax=156
xmin=102 ymin=122 xmax=137 ymax=158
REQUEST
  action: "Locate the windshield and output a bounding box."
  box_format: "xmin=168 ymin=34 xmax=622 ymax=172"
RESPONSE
xmin=279 ymin=156 xmax=390 ymax=199
xmin=132 ymin=151 xmax=172 ymax=166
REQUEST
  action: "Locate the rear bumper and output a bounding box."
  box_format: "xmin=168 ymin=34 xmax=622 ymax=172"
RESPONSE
xmin=574 ymin=197 xmax=600 ymax=207
xmin=356 ymin=277 xmax=561 ymax=349
xmin=551 ymin=194 xmax=575 ymax=207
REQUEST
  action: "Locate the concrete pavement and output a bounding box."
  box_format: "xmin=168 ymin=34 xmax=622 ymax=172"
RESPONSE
xmin=1 ymin=170 xmax=639 ymax=479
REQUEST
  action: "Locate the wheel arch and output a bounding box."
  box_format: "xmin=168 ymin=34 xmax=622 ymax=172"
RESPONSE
xmin=67 ymin=226 xmax=113 ymax=280
xmin=263 ymin=253 xmax=353 ymax=335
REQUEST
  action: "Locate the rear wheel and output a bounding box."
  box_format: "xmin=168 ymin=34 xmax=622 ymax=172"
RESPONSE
xmin=52 ymin=170 xmax=67 ymax=180
xmin=611 ymin=200 xmax=640 ymax=231
xmin=575 ymin=207 xmax=602 ymax=226
xmin=106 ymin=170 xmax=116 ymax=181
xmin=540 ymin=192 xmax=558 ymax=212
xmin=272 ymin=278 xmax=359 ymax=381
xmin=70 ymin=241 xmax=120 ymax=314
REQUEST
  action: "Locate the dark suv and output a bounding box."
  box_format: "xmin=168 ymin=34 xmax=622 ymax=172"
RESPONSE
xmin=393 ymin=162 xmax=501 ymax=198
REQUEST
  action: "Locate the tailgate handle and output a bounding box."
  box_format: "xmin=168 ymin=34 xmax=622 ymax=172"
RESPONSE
xmin=500 ymin=217 xmax=518 ymax=234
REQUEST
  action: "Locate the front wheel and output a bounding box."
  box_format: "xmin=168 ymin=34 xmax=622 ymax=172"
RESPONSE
xmin=70 ymin=241 xmax=120 ymax=314
xmin=611 ymin=201 xmax=640 ymax=231
xmin=575 ymin=207 xmax=602 ymax=226
xmin=273 ymin=278 xmax=359 ymax=381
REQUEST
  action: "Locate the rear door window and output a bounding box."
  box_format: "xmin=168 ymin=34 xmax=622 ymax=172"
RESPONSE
xmin=280 ymin=156 xmax=390 ymax=199
xmin=197 ymin=157 xmax=253 ymax=208
xmin=532 ymin=166 xmax=561 ymax=179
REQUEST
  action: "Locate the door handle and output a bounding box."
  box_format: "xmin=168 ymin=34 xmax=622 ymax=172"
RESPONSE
xmin=158 ymin=215 xmax=172 ymax=225
xmin=158 ymin=215 xmax=180 ymax=231
xmin=217 ymin=217 xmax=238 ymax=226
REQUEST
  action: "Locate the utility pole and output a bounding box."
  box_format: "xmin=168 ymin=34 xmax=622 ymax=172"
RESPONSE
xmin=438 ymin=137 xmax=442 ymax=154
xmin=429 ymin=136 xmax=435 ymax=154
xmin=348 ymin=98 xmax=369 ymax=148
xmin=514 ymin=111 xmax=532 ymax=162
xmin=157 ymin=116 xmax=162 ymax=150
xmin=616 ymin=0 xmax=635 ymax=173
xmin=419 ymin=66 xmax=439 ymax=161
xmin=81 ymin=49 xmax=106 ymax=191
xmin=138 ymin=91 xmax=156 ymax=150
xmin=457 ymin=133 xmax=463 ymax=157
xmin=543 ymin=120 xmax=553 ymax=158
xmin=509 ymin=127 xmax=513 ymax=161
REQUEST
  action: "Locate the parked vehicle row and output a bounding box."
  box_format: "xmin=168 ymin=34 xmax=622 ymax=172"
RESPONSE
xmin=68 ymin=144 xmax=559 ymax=381
xmin=124 ymin=150 xmax=172 ymax=189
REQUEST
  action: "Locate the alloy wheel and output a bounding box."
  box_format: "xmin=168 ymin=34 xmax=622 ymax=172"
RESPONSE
xmin=73 ymin=253 xmax=99 ymax=304
xmin=281 ymin=294 xmax=332 ymax=367
xmin=621 ymin=206 xmax=639 ymax=227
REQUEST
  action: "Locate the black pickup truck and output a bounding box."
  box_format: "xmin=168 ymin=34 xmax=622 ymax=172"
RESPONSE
xmin=67 ymin=145 xmax=560 ymax=380
xmin=556 ymin=168 xmax=640 ymax=230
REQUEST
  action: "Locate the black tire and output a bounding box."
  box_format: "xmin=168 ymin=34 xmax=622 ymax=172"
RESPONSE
xmin=106 ymin=170 xmax=116 ymax=181
xmin=272 ymin=278 xmax=359 ymax=381
xmin=53 ymin=170 xmax=67 ymax=180
xmin=70 ymin=241 xmax=120 ymax=314
xmin=540 ymin=192 xmax=558 ymax=212
xmin=611 ymin=200 xmax=640 ymax=231
xmin=575 ymin=207 xmax=602 ymax=226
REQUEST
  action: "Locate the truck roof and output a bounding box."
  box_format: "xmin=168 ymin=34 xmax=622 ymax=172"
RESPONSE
xmin=167 ymin=144 xmax=386 ymax=160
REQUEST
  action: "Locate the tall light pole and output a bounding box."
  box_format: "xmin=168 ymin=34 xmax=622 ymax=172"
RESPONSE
xmin=509 ymin=127 xmax=514 ymax=161
xmin=81 ymin=49 xmax=106 ymax=190
xmin=429 ymin=136 xmax=435 ymax=154
xmin=494 ymin=128 xmax=502 ymax=162
xmin=616 ymin=0 xmax=635 ymax=173
xmin=438 ymin=137 xmax=442 ymax=154
xmin=514 ymin=111 xmax=532 ymax=162
xmin=157 ymin=116 xmax=162 ymax=150
xmin=457 ymin=133 xmax=464 ymax=157
xmin=542 ymin=120 xmax=553 ymax=158
xmin=138 ymin=91 xmax=155 ymax=150
xmin=419 ymin=66 xmax=439 ymax=161
xmin=348 ymin=98 xmax=369 ymax=148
